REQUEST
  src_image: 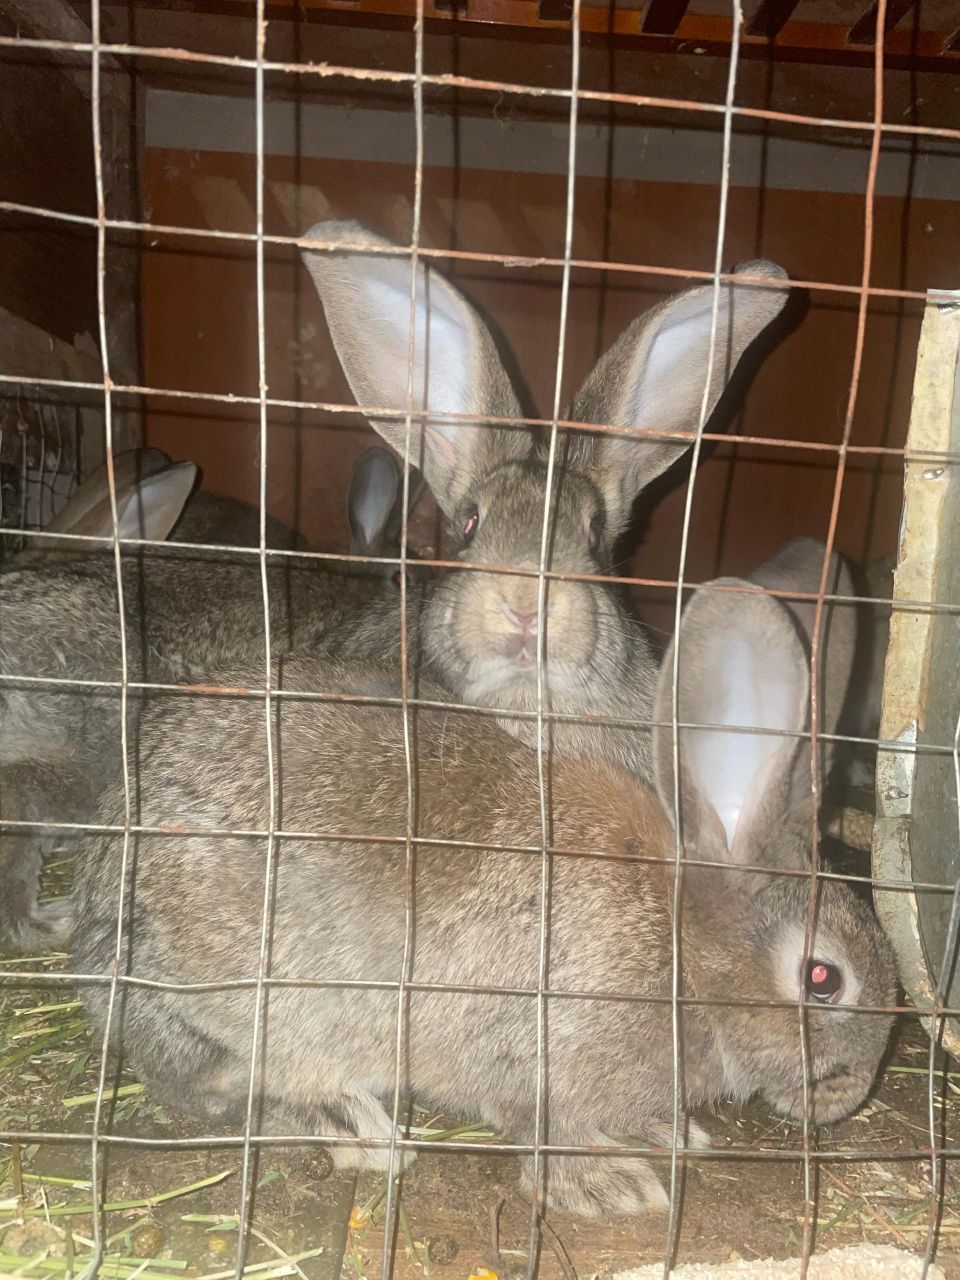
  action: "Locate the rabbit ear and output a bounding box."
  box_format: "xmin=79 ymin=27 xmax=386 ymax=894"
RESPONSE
xmin=86 ymin=461 xmax=198 ymax=544
xmin=47 ymin=448 xmax=172 ymax=536
xmin=574 ymin=262 xmax=790 ymax=533
xmin=302 ymin=221 xmax=527 ymax=518
xmin=347 ymin=447 xmax=402 ymax=556
xmin=653 ymin=578 xmax=810 ymax=871
xmin=748 ymin=538 xmax=856 ymax=780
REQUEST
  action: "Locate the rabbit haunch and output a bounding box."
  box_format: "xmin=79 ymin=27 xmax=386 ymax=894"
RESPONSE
xmin=0 ymin=449 xmax=417 ymax=951
xmin=74 ymin=577 xmax=895 ymax=1218
xmin=303 ymin=222 xmax=791 ymax=777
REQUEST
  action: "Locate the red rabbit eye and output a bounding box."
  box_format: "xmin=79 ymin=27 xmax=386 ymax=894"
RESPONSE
xmin=805 ymin=959 xmax=842 ymax=1002
xmin=463 ymin=507 xmax=480 ymax=545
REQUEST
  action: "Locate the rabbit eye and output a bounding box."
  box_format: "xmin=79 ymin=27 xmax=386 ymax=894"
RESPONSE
xmin=805 ymin=959 xmax=842 ymax=1003
xmin=588 ymin=516 xmax=603 ymax=553
xmin=462 ymin=506 xmax=480 ymax=545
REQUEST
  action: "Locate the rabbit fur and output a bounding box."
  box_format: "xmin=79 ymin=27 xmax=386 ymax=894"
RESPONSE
xmin=302 ymin=222 xmax=792 ymax=779
xmin=73 ymin=576 xmax=896 ymax=1218
xmin=0 ymin=452 xmax=413 ymax=950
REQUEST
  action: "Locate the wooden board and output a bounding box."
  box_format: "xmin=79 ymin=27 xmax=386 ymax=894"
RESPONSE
xmin=872 ymin=291 xmax=960 ymax=1056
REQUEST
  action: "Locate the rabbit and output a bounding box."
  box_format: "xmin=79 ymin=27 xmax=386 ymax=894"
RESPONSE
xmin=302 ymin=221 xmax=792 ymax=778
xmin=0 ymin=449 xmax=421 ymax=951
xmin=72 ymin=574 xmax=896 ymax=1218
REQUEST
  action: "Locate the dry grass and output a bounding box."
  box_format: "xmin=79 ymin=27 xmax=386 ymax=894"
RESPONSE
xmin=4 ymin=944 xmax=960 ymax=1278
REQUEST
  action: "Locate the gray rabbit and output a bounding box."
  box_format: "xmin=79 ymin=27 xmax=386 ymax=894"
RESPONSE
xmin=0 ymin=449 xmax=420 ymax=949
xmin=73 ymin=577 xmax=896 ymax=1217
xmin=303 ymin=222 xmax=792 ymax=778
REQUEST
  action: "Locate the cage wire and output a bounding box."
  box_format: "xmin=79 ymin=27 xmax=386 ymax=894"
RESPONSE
xmin=0 ymin=0 xmax=959 ymax=1278
xmin=0 ymin=389 xmax=81 ymax=544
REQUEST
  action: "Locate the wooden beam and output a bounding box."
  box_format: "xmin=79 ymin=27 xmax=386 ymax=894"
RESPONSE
xmin=847 ymin=0 xmax=918 ymax=46
xmin=0 ymin=0 xmax=142 ymax=467
xmin=0 ymin=0 xmax=125 ymax=88
xmin=641 ymin=0 xmax=689 ymax=37
xmin=873 ymin=293 xmax=960 ymax=1059
xmin=205 ymin=0 xmax=960 ymax=64
xmin=746 ymin=0 xmax=800 ymax=40
xmin=537 ymin=0 xmax=572 ymax=21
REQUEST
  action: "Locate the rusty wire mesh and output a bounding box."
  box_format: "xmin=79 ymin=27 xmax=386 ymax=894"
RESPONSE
xmin=0 ymin=0 xmax=959 ymax=1278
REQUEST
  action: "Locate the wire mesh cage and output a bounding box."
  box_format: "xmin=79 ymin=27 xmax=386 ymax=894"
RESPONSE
xmin=0 ymin=390 xmax=81 ymax=541
xmin=1 ymin=1 xmax=960 ymax=1278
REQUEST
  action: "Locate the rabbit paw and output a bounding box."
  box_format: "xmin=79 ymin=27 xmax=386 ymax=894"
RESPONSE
xmin=646 ymin=1117 xmax=711 ymax=1149
xmin=323 ymin=1092 xmax=409 ymax=1173
xmin=3 ymin=898 xmax=73 ymax=952
xmin=523 ymin=1149 xmax=669 ymax=1217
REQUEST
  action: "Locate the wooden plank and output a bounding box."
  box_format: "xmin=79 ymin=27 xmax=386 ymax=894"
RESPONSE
xmin=641 ymin=0 xmax=689 ymax=37
xmin=197 ymin=0 xmax=960 ymax=62
xmin=746 ymin=0 xmax=800 ymax=39
xmin=537 ymin=0 xmax=572 ymax=21
xmin=0 ymin=0 xmax=125 ymax=90
xmin=847 ymin=0 xmax=918 ymax=46
xmin=0 ymin=0 xmax=142 ymax=475
xmin=872 ymin=292 xmax=960 ymax=1058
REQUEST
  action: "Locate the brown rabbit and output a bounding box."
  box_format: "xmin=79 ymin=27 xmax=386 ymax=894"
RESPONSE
xmin=73 ymin=576 xmax=896 ymax=1217
xmin=302 ymin=223 xmax=792 ymax=778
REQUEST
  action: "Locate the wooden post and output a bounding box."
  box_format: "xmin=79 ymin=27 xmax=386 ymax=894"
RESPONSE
xmin=872 ymin=292 xmax=960 ymax=1055
xmin=0 ymin=0 xmax=141 ymax=485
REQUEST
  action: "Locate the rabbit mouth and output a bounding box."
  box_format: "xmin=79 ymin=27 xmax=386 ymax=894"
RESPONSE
xmin=768 ymin=1064 xmax=874 ymax=1126
xmin=504 ymin=637 xmax=537 ymax=669
xmin=460 ymin=651 xmax=581 ymax=704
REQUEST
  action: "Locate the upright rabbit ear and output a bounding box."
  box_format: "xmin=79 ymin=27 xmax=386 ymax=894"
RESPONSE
xmin=574 ymin=262 xmax=790 ymax=534
xmin=47 ymin=448 xmax=172 ymax=537
xmin=748 ymin=538 xmax=856 ymax=781
xmin=87 ymin=462 xmax=198 ymax=544
xmin=347 ymin=447 xmax=401 ymax=556
xmin=653 ymin=578 xmax=810 ymax=874
xmin=302 ymin=221 xmax=527 ymax=518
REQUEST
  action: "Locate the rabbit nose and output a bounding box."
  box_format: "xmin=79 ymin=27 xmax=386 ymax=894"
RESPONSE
xmin=497 ymin=601 xmax=554 ymax=632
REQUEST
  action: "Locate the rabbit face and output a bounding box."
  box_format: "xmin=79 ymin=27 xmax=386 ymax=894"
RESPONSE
xmin=421 ymin=452 xmax=629 ymax=704
xmin=688 ymin=868 xmax=896 ymax=1125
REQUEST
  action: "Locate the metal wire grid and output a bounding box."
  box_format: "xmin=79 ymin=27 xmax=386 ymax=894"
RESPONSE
xmin=0 ymin=392 xmax=79 ymax=536
xmin=0 ymin=1 xmax=958 ymax=1278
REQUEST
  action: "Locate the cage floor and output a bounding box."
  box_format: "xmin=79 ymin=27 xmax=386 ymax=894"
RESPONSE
xmin=3 ymin=959 xmax=960 ymax=1280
